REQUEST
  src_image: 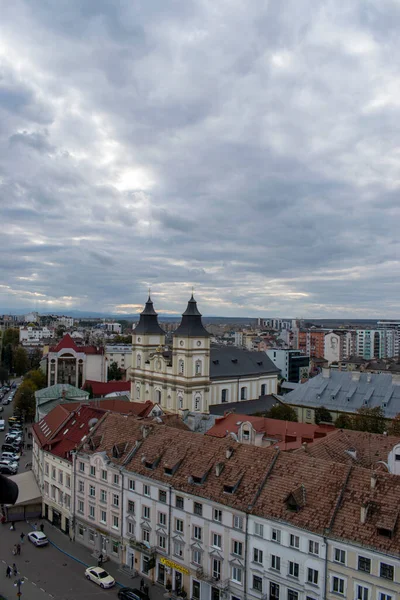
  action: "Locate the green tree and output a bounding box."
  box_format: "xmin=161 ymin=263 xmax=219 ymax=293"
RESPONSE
xmin=388 ymin=413 xmax=400 ymax=436
xmin=0 ymin=365 xmax=9 ymax=385
xmin=55 ymin=324 xmax=66 ymax=338
xmin=14 ymin=380 xmax=36 ymax=421
xmin=107 ymin=361 xmax=123 ymax=381
xmin=2 ymin=328 xmax=20 ymax=347
xmin=29 ymin=348 xmax=43 ymax=370
xmin=334 ymin=413 xmax=353 ymax=430
xmin=13 ymin=346 xmax=29 ymax=376
xmin=265 ymin=403 xmax=298 ymax=422
xmin=314 ymin=406 xmax=333 ymax=425
xmin=2 ymin=343 xmax=13 ymax=371
xmin=352 ymin=406 xmax=386 ymax=434
xmin=24 ymin=369 xmax=47 ymax=390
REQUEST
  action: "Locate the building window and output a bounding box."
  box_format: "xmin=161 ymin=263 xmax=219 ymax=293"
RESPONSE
xmin=214 ymin=508 xmax=222 ymax=522
xmin=89 ymin=485 xmax=95 ymax=497
xmin=143 ymin=506 xmax=150 ymax=520
xmin=173 ymin=541 xmax=183 ymax=557
xmin=231 ymin=566 xmax=242 ymax=584
xmin=158 ymin=512 xmax=166 ymax=526
xmin=128 ymin=522 xmax=134 ymax=536
xmin=307 ymin=568 xmax=318 ymax=585
xmin=144 ymin=484 xmax=150 ymax=497
xmin=232 ymin=540 xmax=243 ymax=556
xmin=137 ymin=354 xmax=141 ymax=368
xmin=192 ymin=550 xmax=202 ymax=566
xmin=78 ymin=500 xmax=84 ymax=514
xmin=66 ymin=474 xmax=71 ymax=488
xmin=261 ymin=384 xmax=266 ymax=395
xmin=221 ymin=389 xmax=228 ymax=403
xmin=178 ymin=396 xmax=183 ymax=409
xmin=194 ymin=502 xmax=203 ymax=516
xmin=380 ymin=563 xmax=394 ymax=580
xmin=78 ymin=525 xmax=84 ymax=537
xmin=88 ymin=530 xmax=95 ymax=544
xmin=45 ymin=462 xmax=49 ymax=475
xmin=100 ymin=511 xmax=107 ymax=524
xmin=379 ymin=595 xmax=392 ymax=600
xmin=308 ymin=540 xmax=319 ymax=555
xmin=158 ymin=535 xmax=166 ymax=550
xmin=112 ymin=540 xmax=119 ymax=555
xmin=142 ymin=529 xmax=150 ymax=543
xmin=100 ymin=489 xmax=107 ymax=503
xmin=78 ymin=480 xmax=84 ymax=494
xmin=270 ymin=582 xmax=280 ymax=600
xmin=159 ymin=490 xmax=167 ymax=503
xmin=253 ymin=548 xmax=263 ymax=564
xmin=358 ymin=556 xmax=371 ymax=573
xmin=90 ymin=465 xmax=96 ymax=477
xmin=112 ymin=515 xmax=119 ymax=529
xmin=195 ymin=360 xmax=202 ymax=375
xmin=176 ymin=495 xmax=184 ymax=509
xmin=194 ymin=395 xmax=201 ymax=411
xmin=58 ymin=471 xmax=63 ymax=484
xmin=271 ymin=555 xmax=280 ymax=571
xmin=79 ymin=461 xmax=84 ymax=472
xmin=113 ymin=494 xmax=119 ymax=507
xmin=356 ymin=585 xmax=369 ymax=600
xmin=179 ymin=359 xmax=184 ymax=374
xmin=65 ymin=494 xmax=70 ymax=508
xmin=113 ymin=474 xmax=120 ymax=486
xmin=334 ymin=548 xmax=346 ymax=564
xmin=193 ymin=526 xmax=202 ymax=541
xmin=290 ymin=534 xmax=299 ymax=549
xmin=254 ymin=522 xmax=263 ymax=537
xmin=332 ymin=576 xmax=345 ymax=595
xmin=272 ymin=528 xmax=281 ymax=543
xmin=288 ymin=591 xmax=298 ymax=600
xmin=89 ymin=505 xmax=95 ymax=519
xmin=52 ymin=467 xmax=56 ymax=480
xmin=101 ymin=469 xmax=107 ymax=481
xmin=240 ymin=387 xmax=247 ymax=400
xmin=252 ymin=576 xmax=262 ymax=592
xmin=192 ymin=581 xmax=200 ymax=600
xmin=212 ymin=559 xmax=221 ymax=580
xmin=289 ymin=562 xmax=299 ymax=578
xmin=128 ymin=500 xmax=135 ymax=514
xmin=175 ymin=519 xmax=184 ymax=533
xmin=233 ymin=515 xmax=243 ymax=530
xmin=212 ymin=533 xmax=222 ymax=549
xmin=44 ymin=481 xmax=49 ymax=495
xmin=128 ymin=478 xmax=135 ymax=490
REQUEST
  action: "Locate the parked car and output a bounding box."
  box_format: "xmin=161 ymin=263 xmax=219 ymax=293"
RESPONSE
xmin=1 ymin=452 xmax=20 ymax=462
xmin=0 ymin=459 xmax=18 ymax=471
xmin=27 ymin=531 xmax=49 ymax=547
xmin=118 ymin=588 xmax=150 ymax=600
xmin=0 ymin=464 xmax=17 ymax=475
xmin=0 ymin=419 xmax=4 ymax=431
xmin=0 ymin=406 xmax=4 ymax=412
xmin=2 ymin=444 xmax=21 ymax=454
xmin=84 ymin=567 xmax=115 ymax=589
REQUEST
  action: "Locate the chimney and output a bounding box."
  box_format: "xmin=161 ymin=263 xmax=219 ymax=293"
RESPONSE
xmin=302 ymin=442 xmax=308 ymax=451
xmin=215 ymin=462 xmax=225 ymax=477
xmin=141 ymin=425 xmax=150 ymax=439
xmin=322 ymin=368 xmax=330 ymax=378
xmin=360 ymin=503 xmax=369 ymax=524
xmin=226 ymin=447 xmax=234 ymax=459
xmin=352 ymin=371 xmax=361 ymax=382
xmin=371 ymin=472 xmax=377 ymax=489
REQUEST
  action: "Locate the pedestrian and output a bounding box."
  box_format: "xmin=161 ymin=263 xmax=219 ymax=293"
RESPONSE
xmin=12 ymin=563 xmax=17 ymax=576
xmin=144 ymin=583 xmax=149 ymax=597
xmin=20 ymin=532 xmax=25 ymax=544
xmin=40 ymin=523 xmax=44 ymax=533
xmin=10 ymin=521 xmax=15 ymax=531
xmin=6 ymin=566 xmax=11 ymax=578
xmin=16 ymin=544 xmax=21 ymax=555
xmin=140 ymin=578 xmax=144 ymax=591
xmin=97 ymin=553 xmax=103 ymax=567
xmin=12 ymin=545 xmax=17 ymax=556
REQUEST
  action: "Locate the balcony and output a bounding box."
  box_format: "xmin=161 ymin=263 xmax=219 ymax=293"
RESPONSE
xmin=195 ymin=568 xmax=229 ymax=591
xmin=128 ymin=537 xmax=156 ymax=555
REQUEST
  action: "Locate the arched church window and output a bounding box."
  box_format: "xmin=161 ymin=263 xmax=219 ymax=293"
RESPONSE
xmin=155 ymin=389 xmax=161 ymax=403
xmin=240 ymin=386 xmax=247 ymax=400
xmin=195 ymin=359 xmax=202 ymax=375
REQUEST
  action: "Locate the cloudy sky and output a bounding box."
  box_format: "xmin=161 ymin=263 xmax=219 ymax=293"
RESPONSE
xmin=0 ymin=0 xmax=399 ymax=318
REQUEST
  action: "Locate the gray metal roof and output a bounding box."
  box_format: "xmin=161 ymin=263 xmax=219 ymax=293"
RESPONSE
xmin=173 ymin=295 xmax=210 ymax=338
xmin=283 ymin=370 xmax=400 ymax=418
xmin=134 ymin=296 xmax=166 ymax=336
xmin=209 ymin=395 xmax=280 ymax=416
xmin=210 ymin=347 xmax=280 ymax=380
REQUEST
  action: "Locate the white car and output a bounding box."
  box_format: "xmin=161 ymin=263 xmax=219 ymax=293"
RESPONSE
xmin=27 ymin=531 xmax=49 ymax=547
xmin=0 ymin=459 xmax=18 ymax=470
xmin=84 ymin=566 xmax=115 ymax=588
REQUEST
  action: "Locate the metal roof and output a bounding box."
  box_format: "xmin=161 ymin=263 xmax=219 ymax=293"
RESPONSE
xmin=210 ymin=347 xmax=280 ymax=379
xmin=134 ymin=296 xmax=166 ymax=336
xmin=173 ymin=295 xmax=210 ymax=338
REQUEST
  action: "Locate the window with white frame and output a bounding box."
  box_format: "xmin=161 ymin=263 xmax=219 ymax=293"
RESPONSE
xmin=178 ymin=396 xmax=183 ymax=409
xmin=78 ymin=480 xmax=84 ymax=494
xmin=212 ymin=559 xmax=221 ymax=580
xmin=100 ymin=489 xmax=107 ymax=503
xmin=174 ymin=541 xmax=183 ymax=557
xmin=45 ymin=462 xmax=49 ymax=475
xmin=79 ymin=461 xmax=84 ymax=472
xmin=142 ymin=529 xmax=150 ymax=543
xmin=380 ymin=563 xmax=394 ymax=581
xmin=240 ymin=386 xmax=247 ymax=400
xmin=195 ymin=360 xmax=202 ymax=375
xmin=158 ymin=535 xmax=166 ymax=550
xmin=89 ymin=529 xmax=95 ymax=544
xmin=358 ymin=556 xmax=371 ymax=573
xmin=379 ymin=594 xmax=393 ymax=600
xmin=89 ymin=485 xmax=95 ymax=497
xmin=44 ymin=481 xmax=49 ymax=494
xmin=231 ymin=566 xmax=242 ymax=584
xmin=128 ymin=478 xmax=135 ymax=490
xmin=158 ymin=512 xmax=166 ymax=526
xmin=212 ymin=533 xmax=222 ymax=549
xmin=221 ymin=389 xmax=228 ymax=403
xmin=89 ymin=505 xmax=95 ymax=519
xmin=128 ymin=521 xmax=134 ymax=535
xmin=194 ymin=502 xmax=203 ymax=516
xmin=356 ymin=585 xmax=369 ymax=600
xmin=270 ymin=582 xmax=279 ymax=600
xmin=144 ymin=484 xmax=150 ymax=497
xmin=289 ymin=562 xmax=299 ymax=578
xmin=52 ymin=467 xmax=56 ymax=480
xmin=290 ymin=534 xmax=300 ymax=549
xmin=271 ymin=528 xmax=281 ymax=543
xmin=176 ymin=496 xmax=184 ymax=509
xmin=112 ymin=515 xmax=119 ymax=529
xmin=193 ymin=526 xmax=202 ymax=541
xmin=253 ymin=548 xmax=263 ymax=564
xmin=192 ymin=549 xmax=202 ymax=565
xmin=143 ymin=506 xmax=150 ymax=520
xmin=288 ymin=591 xmax=298 ymax=600
xmin=112 ymin=540 xmax=119 ymax=555
xmin=232 ymin=540 xmax=243 ymax=556
xmin=233 ymin=515 xmax=243 ymax=530
xmin=101 ymin=469 xmax=107 ymax=481
xmin=252 ymin=576 xmax=262 ymax=592
xmin=332 ymin=576 xmax=345 ymax=595
xmin=309 ymin=540 xmax=319 ymax=555
xmin=159 ymin=489 xmax=167 ymax=503
xmin=100 ymin=510 xmax=107 ymax=524
xmin=90 ymin=465 xmax=96 ymax=477
xmin=58 ymin=471 xmax=63 ymax=484
xmin=66 ymin=474 xmax=71 ymax=488
xmin=113 ymin=473 xmax=119 ymax=486
xmin=307 ymin=568 xmax=318 ymax=585
xmin=271 ymin=555 xmax=280 ymax=571
xmin=113 ymin=493 xmax=119 ymax=507
xmin=175 ymin=518 xmax=184 ymax=533
xmin=213 ymin=508 xmax=222 ymax=522
xmin=254 ymin=522 xmax=264 ymax=537
xmin=334 ymin=548 xmax=346 ymax=564
xmin=78 ymin=500 xmax=84 ymax=514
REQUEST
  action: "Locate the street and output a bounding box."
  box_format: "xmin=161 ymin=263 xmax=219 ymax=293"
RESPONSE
xmin=0 ymin=381 xmax=32 ymax=477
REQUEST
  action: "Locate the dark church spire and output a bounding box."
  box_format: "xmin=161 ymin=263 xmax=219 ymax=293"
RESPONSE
xmin=174 ymin=295 xmax=210 ymax=338
xmin=134 ymin=295 xmax=166 ymax=335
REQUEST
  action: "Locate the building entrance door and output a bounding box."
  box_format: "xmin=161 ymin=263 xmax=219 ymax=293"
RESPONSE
xmin=174 ymin=571 xmax=182 ymax=593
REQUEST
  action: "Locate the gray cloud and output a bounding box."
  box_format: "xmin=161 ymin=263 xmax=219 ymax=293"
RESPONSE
xmin=0 ymin=0 xmax=399 ymax=317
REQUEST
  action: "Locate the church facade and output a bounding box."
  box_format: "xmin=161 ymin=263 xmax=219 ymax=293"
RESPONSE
xmin=130 ymin=295 xmax=280 ymax=413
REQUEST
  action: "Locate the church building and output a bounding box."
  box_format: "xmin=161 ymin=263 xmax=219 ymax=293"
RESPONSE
xmin=130 ymin=295 xmax=280 ymax=413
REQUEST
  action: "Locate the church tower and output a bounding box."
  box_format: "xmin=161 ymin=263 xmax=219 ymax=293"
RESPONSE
xmin=131 ymin=295 xmax=166 ymax=403
xmin=172 ymin=295 xmax=210 ymax=412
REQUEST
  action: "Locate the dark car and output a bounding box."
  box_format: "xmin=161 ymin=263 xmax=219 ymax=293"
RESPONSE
xmin=0 ymin=464 xmax=17 ymax=475
xmin=118 ymin=589 xmax=149 ymax=600
xmin=2 ymin=444 xmax=20 ymax=453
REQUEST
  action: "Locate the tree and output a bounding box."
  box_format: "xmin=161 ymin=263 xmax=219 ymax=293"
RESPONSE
xmin=265 ymin=403 xmax=298 ymax=422
xmin=107 ymin=361 xmax=123 ymax=381
xmin=14 ymin=380 xmax=36 ymax=421
xmin=13 ymin=346 xmax=29 ymax=376
xmin=388 ymin=413 xmax=400 ymax=436
xmin=29 ymin=348 xmax=43 ymax=370
xmin=55 ymin=324 xmax=66 ymax=338
xmin=335 ymin=413 xmax=353 ymax=430
xmin=352 ymin=406 xmax=386 ymax=434
xmin=24 ymin=369 xmax=47 ymax=390
xmin=2 ymin=328 xmax=20 ymax=347
xmin=314 ymin=406 xmax=333 ymax=425
xmin=2 ymin=343 xmax=13 ymax=372
xmin=0 ymin=365 xmax=9 ymax=385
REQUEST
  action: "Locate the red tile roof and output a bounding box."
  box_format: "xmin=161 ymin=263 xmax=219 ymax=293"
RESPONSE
xmin=82 ymin=380 xmax=131 ymax=397
xmin=47 ymin=406 xmax=106 ymax=460
xmin=206 ymin=413 xmax=335 ymax=450
xmin=49 ymin=333 xmax=103 ymax=354
xmin=32 ymin=404 xmax=71 ymax=446
xmin=63 ymin=399 xmax=154 ymax=417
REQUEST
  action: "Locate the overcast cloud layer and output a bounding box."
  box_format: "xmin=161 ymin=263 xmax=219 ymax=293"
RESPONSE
xmin=0 ymin=0 xmax=399 ymax=318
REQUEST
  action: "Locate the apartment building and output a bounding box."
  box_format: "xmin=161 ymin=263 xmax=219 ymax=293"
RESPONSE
xmin=105 ymin=344 xmax=133 ymax=373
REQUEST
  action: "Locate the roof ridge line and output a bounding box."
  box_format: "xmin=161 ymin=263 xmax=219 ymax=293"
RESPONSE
xmin=248 ymin=448 xmax=280 ymax=511
xmin=327 ymin=463 xmax=353 ymax=533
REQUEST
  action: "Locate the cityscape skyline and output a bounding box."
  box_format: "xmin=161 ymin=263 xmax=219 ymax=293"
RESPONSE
xmin=1 ymin=2 xmax=400 ymax=317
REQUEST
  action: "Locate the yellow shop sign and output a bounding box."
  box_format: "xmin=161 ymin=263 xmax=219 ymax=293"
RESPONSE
xmin=160 ymin=557 xmax=190 ymax=575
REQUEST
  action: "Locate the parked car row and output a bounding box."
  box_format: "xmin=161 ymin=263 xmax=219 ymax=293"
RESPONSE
xmin=0 ymin=411 xmax=23 ymax=475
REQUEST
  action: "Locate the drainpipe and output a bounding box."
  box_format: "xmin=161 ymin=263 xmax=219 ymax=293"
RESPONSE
xmin=244 ymin=513 xmax=249 ymax=600
xmin=323 ymin=535 xmax=328 ymax=600
xmin=167 ymin=485 xmax=172 ymax=557
xmin=71 ymin=451 xmax=77 ymax=541
xmin=120 ymin=467 xmax=124 ymax=567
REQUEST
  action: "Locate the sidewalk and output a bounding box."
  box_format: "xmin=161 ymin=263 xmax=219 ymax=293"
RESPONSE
xmin=29 ymin=519 xmax=168 ymax=600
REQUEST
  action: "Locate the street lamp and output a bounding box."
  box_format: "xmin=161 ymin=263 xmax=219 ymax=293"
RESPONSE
xmin=14 ymin=578 xmax=24 ymax=598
